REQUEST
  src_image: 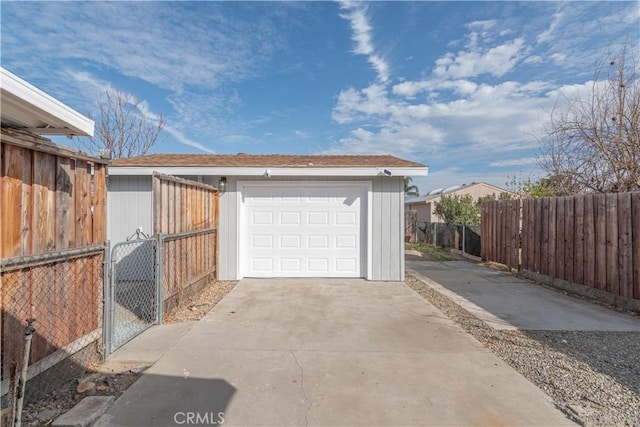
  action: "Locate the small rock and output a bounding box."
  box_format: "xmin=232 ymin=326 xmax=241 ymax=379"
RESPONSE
xmin=79 ymin=372 xmax=101 ymax=384
xmin=130 ymin=365 xmax=150 ymax=374
xmin=36 ymin=408 xmax=59 ymax=422
xmin=567 ymin=404 xmax=590 ymax=417
xmin=77 ymin=381 xmax=96 ymax=394
xmin=96 ymin=384 xmax=108 ymax=392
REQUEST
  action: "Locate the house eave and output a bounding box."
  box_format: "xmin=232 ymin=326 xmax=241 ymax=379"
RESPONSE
xmin=107 ymin=166 xmax=429 ymax=177
xmin=0 ymin=67 xmax=94 ymax=137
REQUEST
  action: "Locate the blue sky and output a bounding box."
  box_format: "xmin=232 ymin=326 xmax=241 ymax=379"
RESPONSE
xmin=2 ymin=1 xmax=638 ymax=193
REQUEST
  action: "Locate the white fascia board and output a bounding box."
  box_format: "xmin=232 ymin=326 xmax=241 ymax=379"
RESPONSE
xmin=1 ymin=67 xmax=95 ymax=136
xmin=108 ymin=166 xmax=429 ymax=177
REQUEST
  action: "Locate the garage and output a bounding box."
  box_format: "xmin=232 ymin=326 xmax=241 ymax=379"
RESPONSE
xmin=239 ymin=182 xmax=369 ymax=278
xmin=107 ymin=153 xmax=428 ymax=281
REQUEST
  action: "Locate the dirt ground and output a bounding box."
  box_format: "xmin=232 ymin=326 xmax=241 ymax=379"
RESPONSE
xmin=17 ymin=280 xmax=237 ymax=426
xmin=164 ymin=281 xmax=237 ymax=323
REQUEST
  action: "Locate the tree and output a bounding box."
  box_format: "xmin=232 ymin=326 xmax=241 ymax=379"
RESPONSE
xmin=433 ymin=194 xmax=480 ymax=225
xmin=477 ymin=192 xmax=513 ymax=204
xmin=505 ymin=174 xmax=562 ymax=198
xmin=538 ymin=43 xmax=640 ymax=193
xmin=404 ymin=177 xmax=420 ymax=197
xmin=78 ymin=88 xmax=166 ymax=159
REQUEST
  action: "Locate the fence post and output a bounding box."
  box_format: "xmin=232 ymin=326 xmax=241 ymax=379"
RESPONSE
xmin=102 ymin=240 xmax=111 ymax=361
xmin=434 ymin=223 xmax=437 ymax=246
xmin=156 ymin=234 xmax=164 ymax=324
xmin=462 ymin=224 xmax=466 ymax=254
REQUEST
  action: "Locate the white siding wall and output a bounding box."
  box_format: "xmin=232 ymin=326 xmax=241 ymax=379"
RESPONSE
xmin=218 ymin=175 xmax=405 ymax=281
xmin=370 ymin=176 xmax=405 ymax=281
xmin=108 ymin=174 xmax=406 ymax=281
xmin=107 ymin=175 xmax=153 ymax=245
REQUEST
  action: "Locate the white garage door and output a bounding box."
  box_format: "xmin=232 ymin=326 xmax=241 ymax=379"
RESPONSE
xmin=239 ymin=182 xmax=368 ymax=278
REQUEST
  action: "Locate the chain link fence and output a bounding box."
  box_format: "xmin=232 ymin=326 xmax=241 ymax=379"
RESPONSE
xmin=419 ymin=222 xmax=482 ymax=257
xmin=0 ymin=245 xmax=107 ymax=411
xmin=106 ymin=239 xmax=159 ymax=354
xmin=0 ymin=228 xmax=218 ymax=417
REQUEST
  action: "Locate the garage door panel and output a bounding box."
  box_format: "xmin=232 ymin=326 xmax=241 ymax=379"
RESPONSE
xmin=251 ymin=235 xmax=273 ymax=248
xmin=280 ymin=235 xmax=302 ymax=249
xmin=252 ymin=258 xmax=273 ymax=272
xmin=280 ymin=258 xmax=301 ymax=272
xmin=308 ymin=235 xmax=329 ymax=248
xmin=280 ymin=211 xmax=301 ymax=225
xmin=241 ymin=182 xmax=366 ymax=278
xmin=336 ymin=258 xmax=357 ymax=273
xmin=308 ymin=211 xmax=329 ymax=225
xmin=336 ymin=212 xmax=357 ymax=225
xmin=252 ymin=211 xmax=273 ymax=225
xmin=336 ymin=235 xmax=356 ymax=248
xmin=308 ymin=258 xmax=329 ymax=272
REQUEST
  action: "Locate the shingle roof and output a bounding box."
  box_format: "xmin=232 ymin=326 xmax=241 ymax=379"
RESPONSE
xmin=110 ymin=153 xmax=426 ymax=168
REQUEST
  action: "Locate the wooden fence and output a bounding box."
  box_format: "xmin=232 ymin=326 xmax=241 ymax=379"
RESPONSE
xmin=480 ymin=200 xmax=520 ymax=270
xmin=1 ymin=129 xmax=107 ymax=257
xmin=481 ymin=193 xmax=640 ymax=302
xmin=152 ymin=173 xmax=219 ymax=314
xmin=1 ymin=129 xmax=108 ymax=396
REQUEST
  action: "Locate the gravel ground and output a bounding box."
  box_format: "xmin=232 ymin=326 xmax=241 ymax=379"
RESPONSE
xmin=406 ymin=274 xmax=640 ymax=427
xmin=164 ymin=281 xmax=237 ymax=323
xmin=16 ymin=280 xmax=237 ymax=426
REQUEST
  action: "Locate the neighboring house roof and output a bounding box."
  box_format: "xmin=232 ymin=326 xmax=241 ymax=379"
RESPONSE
xmin=0 ymin=67 xmax=94 ymax=137
xmin=110 ymin=154 xmax=429 ymax=177
xmin=405 ymin=182 xmax=511 ymax=204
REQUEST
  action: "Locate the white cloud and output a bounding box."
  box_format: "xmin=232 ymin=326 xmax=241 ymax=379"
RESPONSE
xmin=338 ymin=1 xmax=390 ymax=82
xmin=434 ymin=38 xmax=525 ymax=79
xmin=3 ymin=3 xmax=285 ymax=92
xmin=164 ymin=126 xmax=215 ymax=154
xmin=466 ymin=20 xmax=497 ymax=31
xmin=325 ymin=122 xmax=445 ymax=157
xmin=1 ymin=1 xmax=289 ymax=152
xmin=550 ymin=53 xmax=568 ymax=64
xmin=489 ymin=157 xmax=538 ymax=168
xmin=537 ymin=11 xmax=564 ymax=44
xmin=295 ymin=130 xmax=311 ymax=139
xmin=392 ymin=79 xmax=478 ymax=99
xmin=332 ymin=84 xmax=391 ymax=124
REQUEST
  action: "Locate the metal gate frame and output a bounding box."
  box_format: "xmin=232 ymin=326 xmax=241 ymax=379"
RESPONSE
xmin=103 ymin=237 xmax=163 ymax=356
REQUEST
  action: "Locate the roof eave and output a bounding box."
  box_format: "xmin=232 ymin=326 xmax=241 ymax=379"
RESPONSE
xmin=0 ymin=67 xmax=95 ymax=137
xmin=108 ymin=166 xmax=429 ymax=177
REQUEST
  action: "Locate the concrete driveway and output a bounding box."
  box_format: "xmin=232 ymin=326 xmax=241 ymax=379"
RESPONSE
xmin=99 ymin=279 xmax=573 ymax=426
xmin=407 ymin=260 xmax=640 ymax=332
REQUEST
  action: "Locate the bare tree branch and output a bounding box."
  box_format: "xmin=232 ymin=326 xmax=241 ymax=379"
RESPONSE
xmin=76 ymin=88 xmax=166 ymax=159
xmin=538 ymin=42 xmax=639 ymax=194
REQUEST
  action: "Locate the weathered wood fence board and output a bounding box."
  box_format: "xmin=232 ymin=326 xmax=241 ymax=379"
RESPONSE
xmin=480 ymin=200 xmax=520 ymax=270
xmin=481 ymin=192 xmax=640 ymax=302
xmin=1 ymin=131 xmax=108 ymax=258
xmin=152 ymin=172 xmax=218 ymax=234
xmin=152 ymin=172 xmax=219 ymax=315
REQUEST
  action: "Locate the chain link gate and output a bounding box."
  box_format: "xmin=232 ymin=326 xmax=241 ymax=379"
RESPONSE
xmin=104 ymin=236 xmax=162 ymax=355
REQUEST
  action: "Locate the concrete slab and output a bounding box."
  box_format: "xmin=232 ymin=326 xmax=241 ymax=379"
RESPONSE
xmin=108 ymin=321 xmax=196 ymax=364
xmin=407 ymin=260 xmax=640 ymax=331
xmin=53 ymin=396 xmax=114 ymax=427
xmin=100 ymin=279 xmax=573 ymax=426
